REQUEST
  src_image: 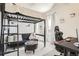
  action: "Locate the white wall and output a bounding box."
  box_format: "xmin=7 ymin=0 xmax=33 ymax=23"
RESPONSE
xmin=19 ymin=23 xmax=34 ymax=33
xmin=47 ymin=3 xmax=79 ymax=39
xmin=36 ymin=21 xmax=44 ymax=35
xmin=35 ymin=21 xmax=44 ymax=41
xmin=9 ymin=21 xmax=34 ymax=33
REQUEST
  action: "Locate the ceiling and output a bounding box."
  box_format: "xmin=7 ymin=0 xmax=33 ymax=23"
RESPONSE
xmin=16 ymin=3 xmax=54 ymax=13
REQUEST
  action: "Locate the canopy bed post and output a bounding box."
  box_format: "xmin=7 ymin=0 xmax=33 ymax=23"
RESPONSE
xmin=44 ymin=20 xmax=46 ymax=47
xmin=0 ymin=3 xmax=5 ymax=56
xmin=16 ymin=12 xmax=19 ymax=56
xmin=17 ymin=24 xmax=19 ymax=56
xmin=34 ymin=23 xmax=36 ymax=33
xmin=7 ymin=17 xmax=10 ymax=36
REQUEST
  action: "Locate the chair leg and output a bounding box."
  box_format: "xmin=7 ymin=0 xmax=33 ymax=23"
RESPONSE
xmin=25 ymin=49 xmax=26 ymax=53
xmin=64 ymin=48 xmax=68 ymax=56
xmin=60 ymin=53 xmax=63 ymax=55
xmin=33 ymin=50 xmax=35 ymax=54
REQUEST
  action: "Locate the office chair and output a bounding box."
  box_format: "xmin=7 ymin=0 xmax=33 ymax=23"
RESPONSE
xmin=54 ymin=26 xmax=64 ymax=56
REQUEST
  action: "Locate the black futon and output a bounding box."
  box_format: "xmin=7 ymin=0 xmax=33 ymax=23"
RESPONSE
xmin=6 ymin=33 xmax=31 ymax=49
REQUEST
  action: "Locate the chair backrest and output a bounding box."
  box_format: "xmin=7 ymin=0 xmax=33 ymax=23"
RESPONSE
xmin=55 ymin=26 xmax=59 ymax=31
xmin=54 ymin=26 xmax=63 ymax=41
xmin=22 ymin=33 xmax=31 ymax=42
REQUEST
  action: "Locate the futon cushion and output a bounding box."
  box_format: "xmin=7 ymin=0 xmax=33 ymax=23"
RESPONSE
xmin=22 ymin=33 xmax=31 ymax=41
xmin=29 ymin=33 xmax=36 ymax=39
xmin=7 ymin=35 xmax=15 ymax=42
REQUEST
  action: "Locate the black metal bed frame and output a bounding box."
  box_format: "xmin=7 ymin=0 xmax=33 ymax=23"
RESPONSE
xmin=0 ymin=4 xmax=46 ymax=56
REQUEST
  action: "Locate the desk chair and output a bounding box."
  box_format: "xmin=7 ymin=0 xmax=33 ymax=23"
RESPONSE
xmin=54 ymin=26 xmax=64 ymax=56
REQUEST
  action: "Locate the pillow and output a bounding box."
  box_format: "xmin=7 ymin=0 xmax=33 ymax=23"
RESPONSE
xmin=19 ymin=35 xmax=22 ymax=41
xmin=29 ymin=33 xmax=36 ymax=39
xmin=8 ymin=35 xmax=15 ymax=42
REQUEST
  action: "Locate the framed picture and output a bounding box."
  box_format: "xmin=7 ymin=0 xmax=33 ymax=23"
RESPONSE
xmin=60 ymin=18 xmax=65 ymax=23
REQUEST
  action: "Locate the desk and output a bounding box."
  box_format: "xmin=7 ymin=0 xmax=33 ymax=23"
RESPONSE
xmin=54 ymin=38 xmax=79 ymax=56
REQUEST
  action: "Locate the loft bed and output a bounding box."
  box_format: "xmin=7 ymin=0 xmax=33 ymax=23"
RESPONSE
xmin=4 ymin=11 xmax=44 ymax=23
xmin=3 ymin=11 xmax=46 ymax=42
xmin=2 ymin=11 xmax=46 ymax=56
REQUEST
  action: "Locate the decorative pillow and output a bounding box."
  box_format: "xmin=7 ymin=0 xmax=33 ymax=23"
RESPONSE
xmin=8 ymin=35 xmax=15 ymax=42
xmin=29 ymin=33 xmax=36 ymax=39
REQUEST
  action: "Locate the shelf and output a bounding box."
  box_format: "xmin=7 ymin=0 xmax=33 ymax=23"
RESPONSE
xmin=36 ymin=34 xmax=44 ymax=36
xmin=3 ymin=25 xmax=17 ymax=27
xmin=3 ymin=33 xmax=32 ymax=35
xmin=4 ymin=41 xmax=19 ymax=44
xmin=4 ymin=50 xmax=18 ymax=54
xmin=3 ymin=33 xmax=18 ymax=35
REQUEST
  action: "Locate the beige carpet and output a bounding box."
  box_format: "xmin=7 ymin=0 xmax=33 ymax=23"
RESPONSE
xmin=5 ymin=41 xmax=59 ymax=56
